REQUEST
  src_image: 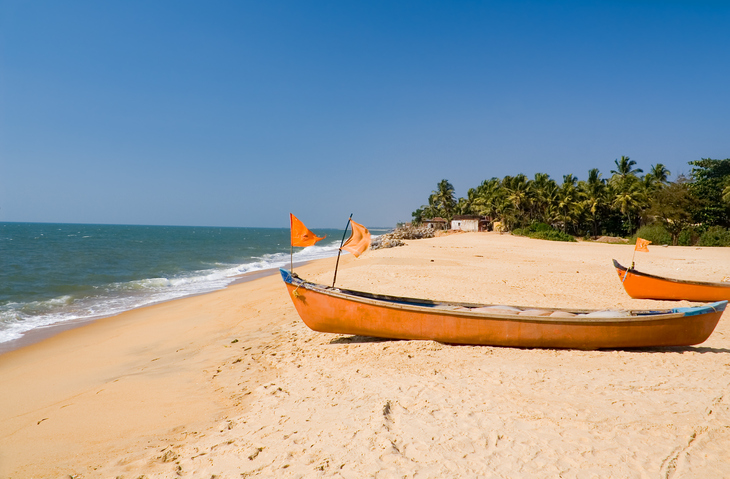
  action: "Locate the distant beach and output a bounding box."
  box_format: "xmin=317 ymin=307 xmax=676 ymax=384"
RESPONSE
xmin=1 ymin=232 xmax=729 ymax=478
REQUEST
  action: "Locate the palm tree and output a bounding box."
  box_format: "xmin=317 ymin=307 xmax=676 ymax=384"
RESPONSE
xmin=563 ymin=174 xmax=578 ymax=188
xmin=455 ymin=197 xmax=471 ymax=215
xmin=609 ymin=157 xmax=651 ymax=234
xmin=643 ymin=163 xmax=672 ymax=192
xmin=557 ymin=174 xmax=585 ymax=234
xmin=529 ymin=173 xmax=558 ymax=224
xmin=416 ymin=195 xmax=440 ymax=222
xmin=470 ymin=178 xmax=504 ymax=221
xmin=502 ymin=174 xmax=531 ymax=229
xmin=580 ymin=168 xmax=607 ymax=236
xmin=611 ymin=156 xmax=643 ymax=179
xmin=430 ymin=179 xmax=457 ymax=222
xmin=611 ymin=175 xmax=647 ymax=235
xmin=649 ymin=163 xmax=671 ymax=185
xmin=411 ymin=207 xmax=426 ymax=225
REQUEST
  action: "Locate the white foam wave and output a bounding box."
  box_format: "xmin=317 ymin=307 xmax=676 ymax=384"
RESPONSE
xmin=0 ymin=238 xmax=369 ymax=346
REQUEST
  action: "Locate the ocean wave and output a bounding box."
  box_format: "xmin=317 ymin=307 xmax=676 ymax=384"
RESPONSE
xmin=0 ymin=238 xmax=364 ymax=346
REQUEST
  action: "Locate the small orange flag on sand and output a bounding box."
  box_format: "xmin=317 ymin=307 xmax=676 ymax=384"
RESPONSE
xmin=341 ymin=220 xmax=371 ymax=257
xmin=635 ymin=237 xmax=651 ymax=252
xmin=290 ymin=214 xmax=326 ymax=247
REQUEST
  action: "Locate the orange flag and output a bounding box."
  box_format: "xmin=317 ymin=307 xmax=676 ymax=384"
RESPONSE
xmin=290 ymin=213 xmax=326 ymax=247
xmin=341 ymin=220 xmax=371 ymax=257
xmin=635 ymin=237 xmax=651 ymax=252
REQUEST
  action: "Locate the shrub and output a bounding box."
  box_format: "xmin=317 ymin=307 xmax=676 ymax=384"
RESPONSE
xmin=513 ymin=223 xmax=576 ymax=242
xmin=697 ymin=226 xmax=730 ymax=246
xmin=531 ymin=222 xmax=553 ymax=233
xmin=677 ymin=227 xmax=700 ymax=246
xmin=531 ymin=230 xmax=577 ymax=242
xmin=632 ymin=224 xmax=672 ymax=246
xmin=513 ymin=223 xmax=551 ymax=235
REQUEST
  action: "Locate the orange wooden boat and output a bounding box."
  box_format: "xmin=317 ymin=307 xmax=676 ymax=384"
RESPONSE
xmin=281 ymin=269 xmax=726 ymax=350
xmin=613 ymin=259 xmax=730 ymax=302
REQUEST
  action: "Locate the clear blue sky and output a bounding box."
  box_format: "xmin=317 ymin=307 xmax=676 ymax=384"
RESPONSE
xmin=1 ymin=1 xmax=729 ymax=228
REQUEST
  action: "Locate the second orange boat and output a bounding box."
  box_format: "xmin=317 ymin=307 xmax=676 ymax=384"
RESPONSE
xmin=613 ymin=259 xmax=730 ymax=301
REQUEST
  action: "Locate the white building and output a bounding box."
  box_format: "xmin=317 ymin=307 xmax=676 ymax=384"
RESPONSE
xmin=450 ymin=215 xmax=481 ymax=232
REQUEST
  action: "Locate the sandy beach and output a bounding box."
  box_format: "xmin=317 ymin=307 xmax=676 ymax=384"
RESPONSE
xmin=1 ymin=232 xmax=729 ymax=478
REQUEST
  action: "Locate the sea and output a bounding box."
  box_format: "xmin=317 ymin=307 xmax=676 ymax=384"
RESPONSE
xmin=0 ymin=222 xmax=377 ymax=350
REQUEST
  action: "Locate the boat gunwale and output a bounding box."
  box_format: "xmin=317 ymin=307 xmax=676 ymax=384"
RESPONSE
xmin=613 ymin=259 xmax=730 ymax=289
xmin=284 ymin=272 xmax=721 ymax=325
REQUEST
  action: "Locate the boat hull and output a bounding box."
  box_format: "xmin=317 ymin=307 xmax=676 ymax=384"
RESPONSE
xmin=282 ymin=269 xmax=725 ymax=349
xmin=613 ymin=259 xmax=730 ymax=301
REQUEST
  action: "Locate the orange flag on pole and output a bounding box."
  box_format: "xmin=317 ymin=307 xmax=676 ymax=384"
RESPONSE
xmin=290 ymin=213 xmax=326 ymax=247
xmin=635 ymin=237 xmax=651 ymax=252
xmin=341 ymin=220 xmax=371 ymax=257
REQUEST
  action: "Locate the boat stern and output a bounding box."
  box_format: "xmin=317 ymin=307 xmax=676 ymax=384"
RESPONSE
xmin=672 ymin=300 xmax=727 ymax=316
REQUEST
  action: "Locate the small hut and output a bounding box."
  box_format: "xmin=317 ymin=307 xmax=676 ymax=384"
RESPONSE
xmin=450 ymin=215 xmax=481 ymax=232
xmin=423 ymin=217 xmax=448 ymax=230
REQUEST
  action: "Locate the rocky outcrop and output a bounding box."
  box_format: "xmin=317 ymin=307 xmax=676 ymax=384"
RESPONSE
xmin=370 ymin=236 xmax=405 ymax=249
xmin=371 ymin=225 xmax=436 ymax=250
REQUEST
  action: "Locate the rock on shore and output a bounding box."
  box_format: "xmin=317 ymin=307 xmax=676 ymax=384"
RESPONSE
xmin=371 ymin=225 xmax=436 ymax=250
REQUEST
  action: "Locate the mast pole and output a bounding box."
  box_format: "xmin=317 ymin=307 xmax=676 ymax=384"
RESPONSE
xmin=290 ymin=214 xmax=294 ymax=272
xmin=332 ymin=214 xmax=353 ymax=288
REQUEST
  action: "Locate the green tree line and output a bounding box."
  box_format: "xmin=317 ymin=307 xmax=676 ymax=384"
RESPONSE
xmin=412 ymin=157 xmax=730 ymax=245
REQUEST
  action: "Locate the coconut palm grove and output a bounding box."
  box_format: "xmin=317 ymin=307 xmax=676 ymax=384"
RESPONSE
xmin=411 ymin=157 xmax=730 ymax=246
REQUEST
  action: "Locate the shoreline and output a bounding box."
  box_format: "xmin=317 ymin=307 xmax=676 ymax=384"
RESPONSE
xmin=0 ymin=261 xmax=313 ymax=356
xmin=0 ymin=254 xmax=350 ymax=478
xmin=1 ymin=233 xmax=728 ymax=478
